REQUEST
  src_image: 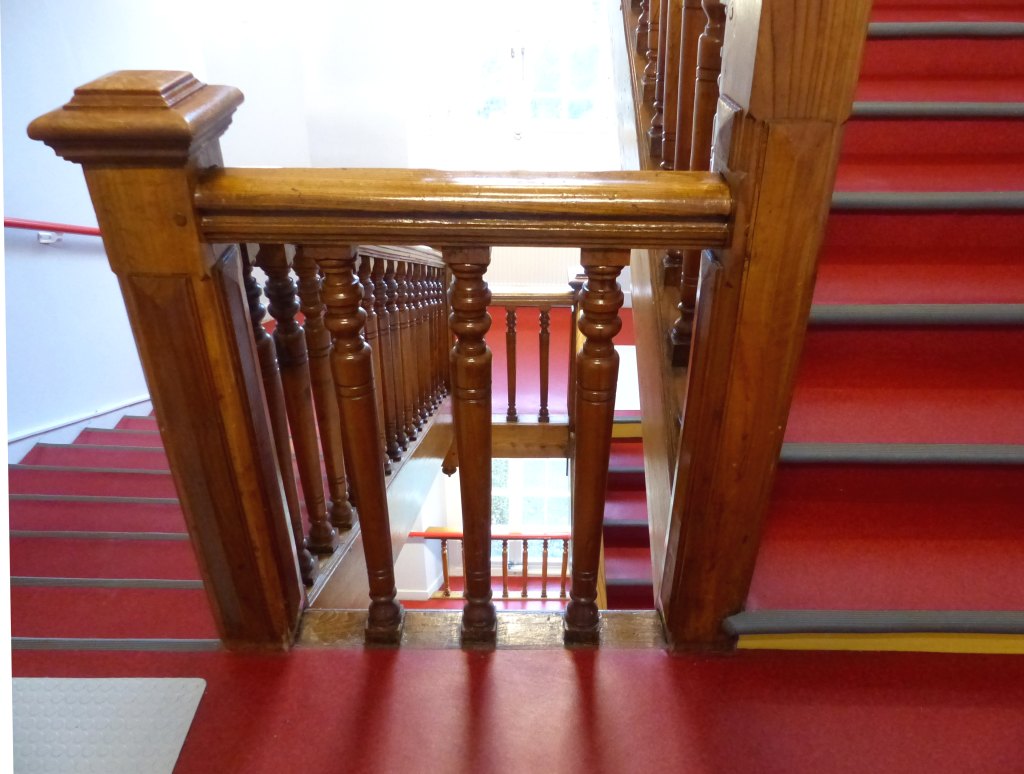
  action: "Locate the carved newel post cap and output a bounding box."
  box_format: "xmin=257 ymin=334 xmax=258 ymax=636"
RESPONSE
xmin=28 ymin=70 xmax=244 ymax=165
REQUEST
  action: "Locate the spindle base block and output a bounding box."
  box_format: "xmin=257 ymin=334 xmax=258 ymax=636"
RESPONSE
xmin=461 ymin=601 xmax=498 ymax=646
xmin=365 ymin=602 xmax=405 ymax=646
xmin=564 ymin=600 xmax=601 ymax=645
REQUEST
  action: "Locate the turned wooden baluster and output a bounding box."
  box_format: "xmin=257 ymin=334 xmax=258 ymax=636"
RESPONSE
xmin=432 ymin=267 xmax=446 ymax=404
xmin=636 ymin=0 xmax=650 ymax=56
xmin=258 ymin=245 xmax=339 ymax=556
xmin=672 ymin=0 xmax=705 ymax=172
xmin=441 ymin=538 xmax=451 ymax=598
xmin=643 ymin=0 xmax=661 ymax=109
xmin=357 ymin=255 xmax=393 ymax=474
xmin=538 ymin=307 xmax=552 ymax=423
xmin=384 ymin=260 xmax=410 ymax=451
xmin=446 ymin=247 xmax=496 ymax=644
xmin=396 ymin=261 xmax=422 ymax=438
xmin=312 ymin=246 xmax=403 ymax=644
xmin=413 ymin=263 xmax=432 ymax=422
xmin=242 ymin=256 xmax=317 ymax=586
xmin=560 ymin=540 xmax=570 ymax=599
xmin=505 ymin=307 xmax=518 ymax=422
xmin=660 ymin=0 xmax=685 ymax=170
xmin=565 ymin=251 xmax=628 ymax=644
xmin=294 ymin=248 xmax=355 ymax=531
xmin=673 ymin=0 xmax=726 ymax=362
xmin=439 ymin=267 xmax=453 ymax=397
xmin=501 ymin=539 xmax=510 ymax=598
xmin=650 ymin=0 xmax=670 ymax=157
xmin=372 ymin=256 xmax=402 ymax=462
xmin=567 ymin=275 xmax=585 ymax=431
xmin=541 ymin=538 xmax=550 ymax=599
xmin=521 ymin=540 xmax=530 ymax=598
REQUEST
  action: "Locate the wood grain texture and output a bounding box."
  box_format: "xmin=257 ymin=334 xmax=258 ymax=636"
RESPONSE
xmin=357 ymin=253 xmax=392 ymax=474
xmin=659 ymin=0 xmax=685 ymax=169
xmin=661 ymin=0 xmax=872 ymax=650
xmin=195 ymin=168 xmax=731 ymax=248
xmin=446 ymin=248 xmax=497 ymax=644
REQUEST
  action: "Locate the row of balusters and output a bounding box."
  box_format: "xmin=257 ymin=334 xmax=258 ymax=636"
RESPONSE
xmin=634 ymin=0 xmax=725 ymax=363
xmin=240 ymin=244 xmax=449 ymax=586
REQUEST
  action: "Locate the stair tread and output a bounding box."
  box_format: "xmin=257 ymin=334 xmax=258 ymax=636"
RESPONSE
xmin=116 ymin=416 xmax=159 ymax=431
xmin=835 ymin=158 xmax=1024 ymax=193
xmin=752 ymin=464 xmax=1024 ymax=612
xmin=856 ymin=77 xmax=1024 ymax=103
xmin=74 ymin=428 xmax=164 ymax=448
xmin=785 ymin=327 xmax=1024 ymax=445
xmin=9 ymin=466 xmax=178 ymax=499
xmin=22 ymin=443 xmax=170 ymax=470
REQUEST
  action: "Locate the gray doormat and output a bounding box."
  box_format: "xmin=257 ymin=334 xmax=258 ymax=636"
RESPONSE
xmin=13 ymin=678 xmax=205 ymax=773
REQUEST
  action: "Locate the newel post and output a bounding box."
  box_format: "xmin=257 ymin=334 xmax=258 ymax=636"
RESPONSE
xmin=660 ymin=1 xmax=872 ymax=650
xmin=29 ymin=71 xmax=303 ymax=649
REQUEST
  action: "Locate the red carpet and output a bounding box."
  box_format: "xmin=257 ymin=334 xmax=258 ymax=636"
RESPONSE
xmin=750 ymin=7 xmax=1024 ymax=615
xmin=13 ymin=647 xmax=1024 ymax=774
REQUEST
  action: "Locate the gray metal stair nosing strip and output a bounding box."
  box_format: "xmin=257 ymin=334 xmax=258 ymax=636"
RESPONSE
xmin=12 ymin=637 xmax=221 ymax=652
xmin=780 ymin=443 xmax=1024 ymax=465
xmin=9 ymin=493 xmax=179 ymax=505
xmin=11 ymin=576 xmax=203 ymax=589
xmin=833 ymin=191 xmax=1024 ymax=211
xmin=809 ymin=304 xmax=1024 ymax=327
xmin=10 ymin=463 xmax=171 ymax=475
xmin=726 ymin=610 xmax=1024 ymax=636
xmin=853 ymin=101 xmax=1024 ymax=118
xmin=868 ymin=21 xmax=1024 ymax=38
xmin=10 ymin=530 xmax=188 ymax=541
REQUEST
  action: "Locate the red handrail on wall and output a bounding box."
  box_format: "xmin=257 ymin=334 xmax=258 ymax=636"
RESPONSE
xmin=409 ymin=530 xmax=571 ymax=541
xmin=5 ymin=217 xmax=101 ymax=237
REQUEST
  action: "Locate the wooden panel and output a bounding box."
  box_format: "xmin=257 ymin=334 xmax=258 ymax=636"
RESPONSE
xmin=660 ymin=0 xmax=872 ymax=650
xmin=492 ymin=421 xmax=570 ymax=458
xmin=196 ymin=168 xmax=731 ymax=248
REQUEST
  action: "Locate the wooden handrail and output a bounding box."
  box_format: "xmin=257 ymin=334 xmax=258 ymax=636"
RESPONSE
xmin=194 ymin=168 xmax=731 ymax=247
xmin=490 ymin=289 xmax=575 ymax=308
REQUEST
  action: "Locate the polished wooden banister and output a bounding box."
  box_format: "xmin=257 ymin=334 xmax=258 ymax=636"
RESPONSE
xmin=194 ymin=168 xmax=731 ymax=248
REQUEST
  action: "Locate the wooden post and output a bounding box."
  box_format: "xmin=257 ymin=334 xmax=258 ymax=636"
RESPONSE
xmin=541 ymin=538 xmax=550 ymax=599
xmin=659 ymin=0 xmax=684 ymax=170
xmin=643 ymin=0 xmax=662 ymax=106
xmin=312 ymin=246 xmax=404 ymax=645
xmin=446 ymin=247 xmax=497 ymax=645
xmin=564 ymin=251 xmax=628 ymax=645
xmin=661 ymin=0 xmax=872 ymax=650
xmin=649 ymin=0 xmax=669 ymax=157
xmin=441 ymin=539 xmax=451 ymax=598
xmin=413 ymin=263 xmax=433 ymax=422
xmin=505 ymin=307 xmax=518 ymax=422
xmin=258 ymin=244 xmax=339 ymax=555
xmin=28 ymin=71 xmax=302 ymax=649
xmin=501 ymin=539 xmax=510 ymax=598
xmin=294 ymin=248 xmax=356 ymax=531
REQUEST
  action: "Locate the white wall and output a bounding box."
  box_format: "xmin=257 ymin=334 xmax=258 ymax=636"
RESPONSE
xmin=3 ymin=0 xmax=631 ymax=440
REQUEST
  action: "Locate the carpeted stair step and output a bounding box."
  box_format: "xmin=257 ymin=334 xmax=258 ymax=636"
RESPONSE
xmin=10 ymin=536 xmax=199 ymax=581
xmin=749 ymin=461 xmax=1024 ymax=612
xmin=870 ymin=0 xmax=1024 ymax=24
xmin=10 ymin=496 xmax=185 ymax=533
xmin=116 ymin=415 xmax=159 ymax=431
xmin=9 ymin=465 xmax=178 ymax=499
xmin=21 ymin=443 xmax=170 ymax=470
xmin=604 ymin=546 xmax=655 ymax=610
xmin=815 ymin=210 xmax=1024 ymax=304
xmin=74 ymin=428 xmax=164 ymax=447
xmin=785 ymin=326 xmax=1024 ymax=445
xmin=603 ymin=489 xmax=650 ymax=549
xmin=10 ymin=587 xmax=217 ymax=640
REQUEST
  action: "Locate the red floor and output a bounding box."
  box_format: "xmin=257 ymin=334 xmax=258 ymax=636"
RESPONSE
xmin=13 ymin=647 xmax=1024 ymax=774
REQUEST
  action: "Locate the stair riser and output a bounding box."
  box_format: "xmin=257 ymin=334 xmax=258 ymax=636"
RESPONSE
xmin=10 ymin=537 xmax=200 ymax=581
xmin=861 ymin=37 xmax=1024 ymax=79
xmin=10 ymin=499 xmax=185 ymax=533
xmin=603 ymin=523 xmax=650 ymax=549
xmin=842 ymin=118 xmax=1024 ymax=159
xmin=22 ymin=445 xmax=170 ymax=470
xmin=74 ymin=429 xmax=163 ymax=448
